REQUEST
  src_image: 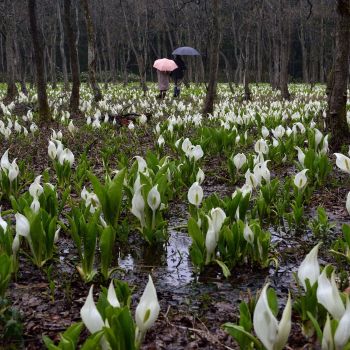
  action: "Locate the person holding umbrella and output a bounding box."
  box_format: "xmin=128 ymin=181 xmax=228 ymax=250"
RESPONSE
xmin=171 ymin=55 xmax=187 ymax=98
xmin=171 ymin=47 xmax=200 ymax=97
xmin=153 ymin=58 xmax=178 ymax=99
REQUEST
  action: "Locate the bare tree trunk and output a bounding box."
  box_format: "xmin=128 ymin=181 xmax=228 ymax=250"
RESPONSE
xmin=4 ymin=1 xmax=18 ymax=102
xmin=279 ymin=4 xmax=290 ymax=100
xmin=80 ymin=0 xmax=103 ymax=102
xmin=272 ymin=14 xmax=280 ymax=89
xmin=243 ymin=31 xmax=251 ymax=101
xmin=220 ymin=51 xmax=234 ymax=94
xmin=49 ymin=30 xmax=57 ymax=89
xmin=0 ymin=35 xmax=4 ymax=73
xmin=106 ymin=28 xmax=116 ymax=82
xmin=64 ymin=0 xmax=80 ymax=114
xmin=28 ymin=0 xmax=50 ymax=121
xmin=202 ymin=0 xmax=221 ymax=115
xmin=326 ymin=0 xmax=350 ymax=151
xmin=74 ymin=5 xmax=80 ymax=76
xmin=57 ymin=1 xmax=69 ymax=90
xmin=16 ymin=38 xmax=28 ymax=95
xmin=256 ymin=11 xmax=263 ymax=83
xmin=319 ymin=14 xmax=325 ymax=83
xmin=121 ymin=1 xmax=148 ymax=94
xmin=299 ymin=0 xmax=309 ymax=83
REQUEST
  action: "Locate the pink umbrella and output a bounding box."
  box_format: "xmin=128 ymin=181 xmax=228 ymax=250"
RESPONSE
xmin=153 ymin=58 xmax=178 ymax=72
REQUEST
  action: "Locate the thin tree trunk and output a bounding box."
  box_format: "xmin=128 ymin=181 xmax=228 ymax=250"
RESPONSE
xmin=272 ymin=13 xmax=280 ymax=89
xmin=121 ymin=1 xmax=148 ymax=93
xmin=64 ymin=0 xmax=80 ymax=114
xmin=243 ymin=31 xmax=251 ymax=101
xmin=4 ymin=1 xmax=18 ymax=102
xmin=57 ymin=1 xmax=69 ymax=90
xmin=28 ymin=0 xmax=50 ymax=121
xmin=256 ymin=12 xmax=263 ymax=83
xmin=15 ymin=38 xmax=28 ymax=95
xmin=220 ymin=51 xmax=234 ymax=94
xmin=299 ymin=0 xmax=309 ymax=83
xmin=202 ymin=0 xmax=221 ymax=115
xmin=319 ymin=16 xmax=325 ymax=83
xmin=80 ymin=0 xmax=103 ymax=102
xmin=326 ymin=0 xmax=350 ymax=151
xmin=75 ymin=4 xmax=80 ymax=75
xmin=279 ymin=4 xmax=290 ymax=100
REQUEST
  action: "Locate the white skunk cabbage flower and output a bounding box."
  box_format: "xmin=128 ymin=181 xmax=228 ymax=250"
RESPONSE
xmin=48 ymin=141 xmax=57 ymax=160
xmin=295 ymin=147 xmax=305 ymax=167
xmin=0 ymin=149 xmax=10 ymax=171
xmin=297 ymin=243 xmax=320 ymax=290
xmin=181 ymin=138 xmax=192 ymax=154
xmin=314 ymin=129 xmax=323 ymax=149
xmin=317 ymin=269 xmax=345 ymax=320
xmin=233 ymin=153 xmax=246 ymax=171
xmin=135 ymin=275 xmax=160 ymax=333
xmin=107 ymin=281 xmax=120 ymax=308
xmin=245 ymin=169 xmax=259 ymax=188
xmin=196 ymin=168 xmax=205 ymax=184
xmin=131 ymin=187 xmax=145 ymax=228
xmin=243 ymin=222 xmax=254 ymax=244
xmin=58 ymin=148 xmax=74 ymax=166
xmin=80 ymin=286 xmax=104 ymax=334
xmin=254 ymin=139 xmax=269 ymax=154
xmin=192 ymin=145 xmax=204 ymax=161
xmin=335 ymin=153 xmax=350 ymax=174
xmin=253 ymin=283 xmax=292 ymax=350
xmin=29 ymin=175 xmax=43 ymax=198
xmin=346 ymin=192 xmax=350 ymax=216
xmin=15 ymin=213 xmax=30 ymax=237
xmin=30 ymin=197 xmax=40 ymax=213
xmin=334 ymin=298 xmax=350 ymax=349
xmin=205 ymin=215 xmax=216 ymax=264
xmin=147 ymin=185 xmax=161 ymax=212
xmin=322 ymin=314 xmax=334 ymax=350
xmin=294 ymin=169 xmax=308 ymax=189
xmin=188 ymin=182 xmax=203 ymax=207
xmin=134 ymin=156 xmax=148 ymax=174
xmin=0 ymin=211 xmax=8 ymax=232
xmin=261 ymin=126 xmax=269 ymax=138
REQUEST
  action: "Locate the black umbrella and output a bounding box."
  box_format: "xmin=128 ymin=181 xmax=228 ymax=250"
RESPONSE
xmin=172 ymin=46 xmax=200 ymax=56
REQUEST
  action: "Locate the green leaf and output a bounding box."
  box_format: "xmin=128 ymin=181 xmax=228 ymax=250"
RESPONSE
xmin=59 ymin=322 xmax=84 ymax=348
xmin=188 ymin=217 xmax=204 ymax=249
xmin=80 ymin=331 xmax=104 ymax=350
xmin=89 ymin=173 xmax=107 ymax=218
xmin=343 ymin=224 xmax=350 ymax=246
xmin=223 ymin=323 xmax=262 ymax=349
xmin=306 ymin=311 xmax=323 ymax=342
xmin=107 ymin=168 xmax=126 ymax=226
xmin=266 ymin=287 xmax=278 ymax=317
xmin=100 ymin=226 xmax=116 ymax=280
xmin=215 ymin=259 xmax=231 ymax=278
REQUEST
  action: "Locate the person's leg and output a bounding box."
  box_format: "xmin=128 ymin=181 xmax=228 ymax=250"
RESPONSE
xmin=174 ymin=78 xmax=179 ymax=97
xmin=177 ymin=80 xmax=182 ymax=97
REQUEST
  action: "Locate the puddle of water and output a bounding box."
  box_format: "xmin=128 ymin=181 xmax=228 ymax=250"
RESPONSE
xmin=118 ymin=217 xmax=193 ymax=289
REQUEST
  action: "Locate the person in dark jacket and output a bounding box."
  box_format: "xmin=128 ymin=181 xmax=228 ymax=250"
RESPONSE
xmin=171 ymin=55 xmax=186 ymax=97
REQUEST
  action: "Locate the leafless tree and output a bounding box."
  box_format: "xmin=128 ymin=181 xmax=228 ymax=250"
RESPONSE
xmin=28 ymin=0 xmax=50 ymax=121
xmin=202 ymin=0 xmax=221 ymax=115
xmin=64 ymin=0 xmax=80 ymax=114
xmin=80 ymin=0 xmax=103 ymax=102
xmin=326 ymin=0 xmax=350 ymax=150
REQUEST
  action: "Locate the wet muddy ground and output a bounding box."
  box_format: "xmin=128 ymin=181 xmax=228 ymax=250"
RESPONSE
xmin=1 ymin=109 xmax=350 ymax=349
xmin=5 ymin=171 xmax=349 ymax=350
